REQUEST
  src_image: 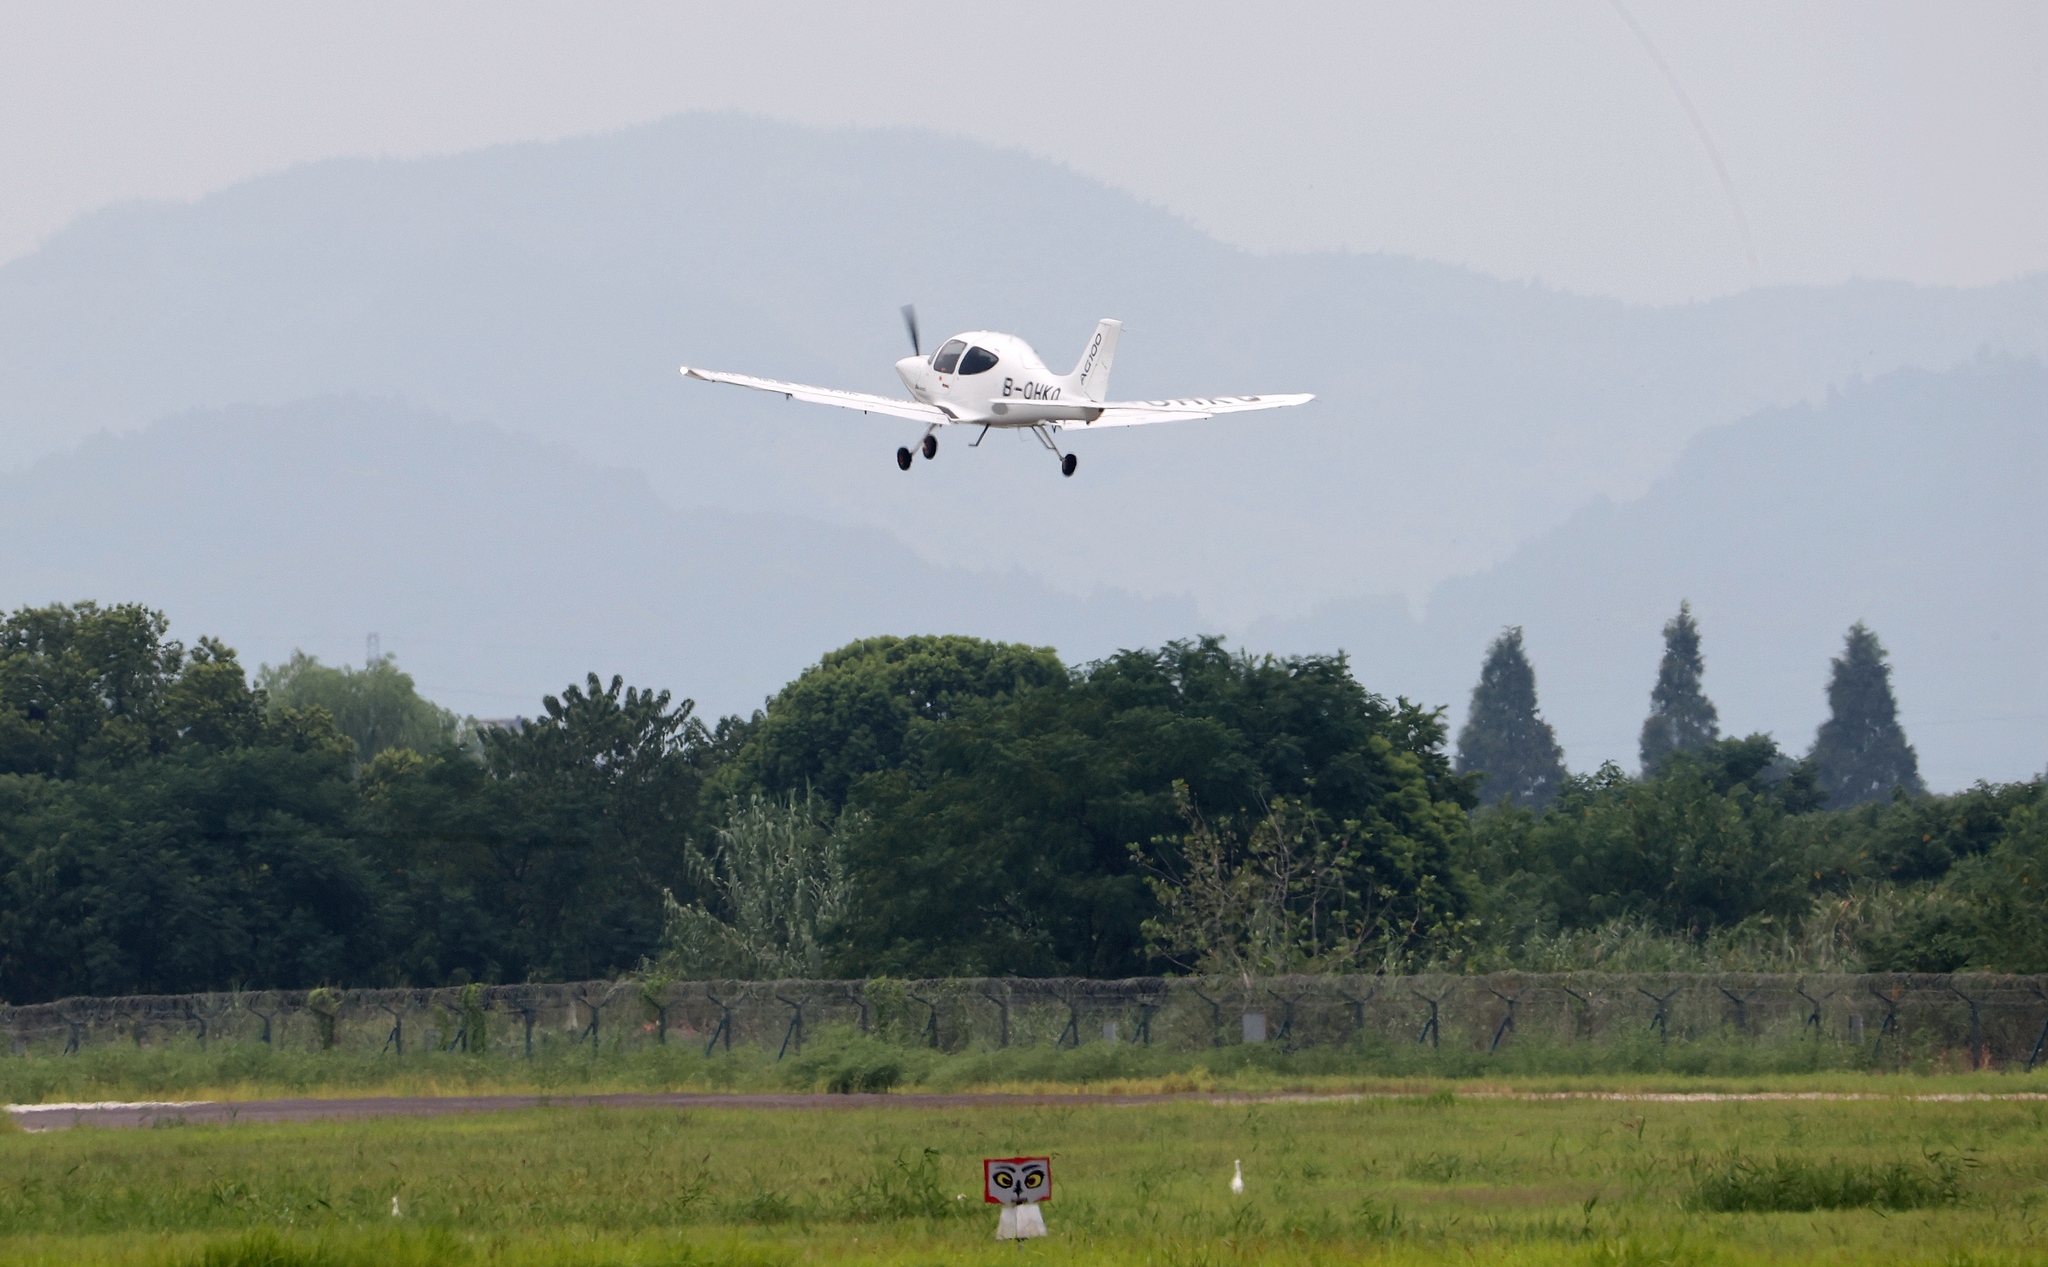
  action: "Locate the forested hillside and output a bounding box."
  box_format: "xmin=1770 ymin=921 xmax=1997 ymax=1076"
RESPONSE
xmin=3 ymin=601 xmax=2039 ymax=1004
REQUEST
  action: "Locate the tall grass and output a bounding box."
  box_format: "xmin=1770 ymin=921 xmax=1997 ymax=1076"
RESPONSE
xmin=1687 ymin=1152 xmax=1971 ymax=1211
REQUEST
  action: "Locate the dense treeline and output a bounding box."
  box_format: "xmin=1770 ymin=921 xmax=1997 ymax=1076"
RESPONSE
xmin=0 ymin=601 xmax=2040 ymax=1004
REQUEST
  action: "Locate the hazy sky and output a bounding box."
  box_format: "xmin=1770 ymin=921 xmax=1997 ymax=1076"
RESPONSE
xmin=3 ymin=2 xmax=2042 ymax=304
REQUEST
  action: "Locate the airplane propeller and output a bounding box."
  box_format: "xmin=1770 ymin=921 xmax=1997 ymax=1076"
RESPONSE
xmin=900 ymin=304 xmax=922 ymax=357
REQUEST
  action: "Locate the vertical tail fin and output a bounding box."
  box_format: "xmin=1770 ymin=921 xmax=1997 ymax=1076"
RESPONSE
xmin=1069 ymin=319 xmax=1121 ymax=402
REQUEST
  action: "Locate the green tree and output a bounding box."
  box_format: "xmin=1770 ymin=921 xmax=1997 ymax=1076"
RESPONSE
xmin=1808 ymin=622 xmax=1924 ymax=809
xmin=648 ymin=791 xmax=859 ymax=979
xmin=361 ymin=673 xmax=709 ymax=982
xmin=1792 ymin=775 xmax=2038 ymax=891
xmin=1136 ymin=782 xmax=1464 ymax=983
xmin=1455 ymin=626 xmax=1566 ymax=809
xmin=723 ymin=634 xmax=1066 ymax=807
xmin=1639 ymin=601 xmax=1719 ymax=774
xmin=827 ymin=636 xmax=1474 ymax=977
xmin=1471 ymin=737 xmax=1815 ymax=938
xmin=1859 ymin=803 xmax=2048 ymax=973
xmin=0 ymin=601 xmax=263 ymax=777
xmin=0 ymin=603 xmax=385 ymax=1001
xmin=259 ymin=651 xmax=465 ymax=762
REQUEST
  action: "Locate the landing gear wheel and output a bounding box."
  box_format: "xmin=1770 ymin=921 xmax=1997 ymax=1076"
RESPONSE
xmin=1061 ymin=453 xmax=1078 ymax=478
xmin=922 ymin=434 xmax=938 ymax=460
xmin=896 ymin=446 xmax=913 ymax=470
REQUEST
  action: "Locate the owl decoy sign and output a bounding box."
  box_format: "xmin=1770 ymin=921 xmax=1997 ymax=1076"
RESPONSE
xmin=983 ymin=1156 xmax=1051 ymax=1240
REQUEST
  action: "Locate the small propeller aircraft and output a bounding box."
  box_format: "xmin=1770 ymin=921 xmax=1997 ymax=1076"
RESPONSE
xmin=681 ymin=307 xmax=1312 ymax=477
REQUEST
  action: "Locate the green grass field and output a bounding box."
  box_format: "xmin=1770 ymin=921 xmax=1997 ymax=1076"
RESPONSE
xmin=4 ymin=1087 xmax=2047 ymax=1266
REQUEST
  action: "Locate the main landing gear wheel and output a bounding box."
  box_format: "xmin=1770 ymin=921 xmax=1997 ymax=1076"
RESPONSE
xmin=895 ymin=446 xmax=913 ymax=470
xmin=921 ymin=434 xmax=938 ymax=460
xmin=1061 ymin=453 xmax=1078 ymax=478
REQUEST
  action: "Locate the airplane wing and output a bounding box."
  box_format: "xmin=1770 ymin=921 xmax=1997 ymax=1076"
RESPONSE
xmin=681 ymin=366 xmax=949 ymax=425
xmin=1066 ymin=393 xmax=1315 ymax=429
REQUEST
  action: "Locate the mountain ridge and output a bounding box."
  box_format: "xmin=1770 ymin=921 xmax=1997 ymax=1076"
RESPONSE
xmin=3 ymin=112 xmax=2042 ymax=621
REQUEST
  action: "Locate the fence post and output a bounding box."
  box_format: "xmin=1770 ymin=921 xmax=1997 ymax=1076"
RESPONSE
xmin=1867 ymin=981 xmax=1905 ymax=1060
xmin=1794 ymin=981 xmax=1837 ymax=1038
xmin=640 ymin=979 xmax=674 ymax=1047
xmin=979 ymin=984 xmax=1012 ymax=1049
xmin=775 ymin=991 xmax=809 ymax=1060
xmin=1134 ymin=987 xmax=1166 ymax=1047
xmin=1266 ymin=984 xmax=1306 ymax=1048
xmin=1487 ymin=988 xmax=1524 ymax=1052
xmin=907 ymin=987 xmax=942 ymax=1049
xmin=1189 ymin=984 xmax=1224 ymax=1047
xmin=1561 ymin=982 xmax=1596 ymax=1041
xmin=1716 ymin=984 xmax=1761 ymax=1036
xmin=1638 ymin=986 xmax=1682 ymax=1042
xmin=704 ymin=986 xmax=737 ymax=1057
xmin=2025 ymin=985 xmax=2048 ymax=1073
xmin=1411 ymin=988 xmax=1444 ymax=1049
xmin=1339 ymin=983 xmax=1379 ymax=1042
xmin=379 ymin=999 xmax=406 ymax=1056
xmin=1946 ymin=980 xmax=1988 ymax=1069
xmin=572 ymin=982 xmax=627 ymax=1047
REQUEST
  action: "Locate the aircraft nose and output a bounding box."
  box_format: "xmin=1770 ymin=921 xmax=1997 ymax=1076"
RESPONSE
xmin=895 ymin=355 xmax=930 ymax=393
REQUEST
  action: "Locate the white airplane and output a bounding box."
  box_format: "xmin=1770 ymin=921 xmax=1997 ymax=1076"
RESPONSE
xmin=680 ymin=307 xmax=1312 ymax=477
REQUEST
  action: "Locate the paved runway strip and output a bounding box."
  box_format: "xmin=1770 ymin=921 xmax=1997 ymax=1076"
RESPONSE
xmin=10 ymin=1088 xmax=2047 ymax=1131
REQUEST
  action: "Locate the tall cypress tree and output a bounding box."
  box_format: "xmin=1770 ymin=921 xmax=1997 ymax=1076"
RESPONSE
xmin=1455 ymin=626 xmax=1567 ymax=809
xmin=1809 ymin=622 xmax=1924 ymax=808
xmin=1639 ymin=601 xmax=1719 ymax=775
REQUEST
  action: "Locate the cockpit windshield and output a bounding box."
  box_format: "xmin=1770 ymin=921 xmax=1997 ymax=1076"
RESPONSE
xmin=958 ymin=346 xmax=999 ymax=375
xmin=933 ymin=339 xmax=967 ymax=374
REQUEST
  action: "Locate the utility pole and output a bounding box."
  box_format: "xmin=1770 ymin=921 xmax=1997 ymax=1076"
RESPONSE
xmin=366 ymin=632 xmax=380 ymax=669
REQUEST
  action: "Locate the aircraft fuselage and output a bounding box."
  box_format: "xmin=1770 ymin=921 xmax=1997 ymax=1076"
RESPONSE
xmin=895 ymin=330 xmax=1103 ymax=427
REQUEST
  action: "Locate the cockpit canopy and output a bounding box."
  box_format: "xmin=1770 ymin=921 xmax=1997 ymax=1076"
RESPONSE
xmin=933 ymin=339 xmax=999 ymax=376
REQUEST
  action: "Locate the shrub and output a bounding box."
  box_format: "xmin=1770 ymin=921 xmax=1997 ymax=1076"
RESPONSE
xmin=1687 ymin=1152 xmax=1969 ymax=1212
xmin=781 ymin=1032 xmax=912 ymax=1093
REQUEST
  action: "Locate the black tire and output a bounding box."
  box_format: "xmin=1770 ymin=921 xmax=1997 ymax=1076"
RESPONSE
xmin=896 ymin=447 xmax=913 ymax=470
xmin=1061 ymin=453 xmax=1078 ymax=478
xmin=922 ymin=434 xmax=938 ymax=460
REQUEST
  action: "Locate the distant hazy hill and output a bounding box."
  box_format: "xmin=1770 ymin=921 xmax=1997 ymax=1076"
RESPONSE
xmin=1 ymin=113 xmax=2042 ymax=623
xmin=2 ymin=361 xmax=2038 ymax=787
xmin=0 ymin=398 xmax=1197 ymax=719
xmin=1255 ymin=357 xmax=2048 ymax=789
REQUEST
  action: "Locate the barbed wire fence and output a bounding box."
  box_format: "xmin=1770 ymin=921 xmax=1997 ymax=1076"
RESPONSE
xmin=6 ymin=975 xmax=2047 ymax=1069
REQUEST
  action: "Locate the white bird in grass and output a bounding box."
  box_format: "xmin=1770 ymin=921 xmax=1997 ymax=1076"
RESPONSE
xmin=1230 ymin=1160 xmax=1245 ymax=1194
